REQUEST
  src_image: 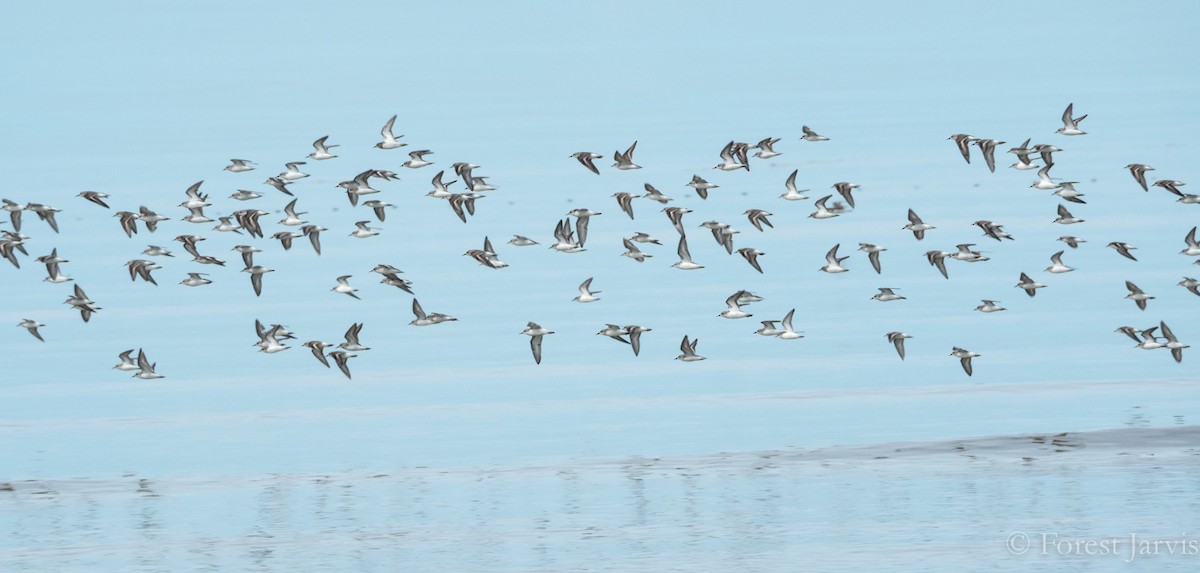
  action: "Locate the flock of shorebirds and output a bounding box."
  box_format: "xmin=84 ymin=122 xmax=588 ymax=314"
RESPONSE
xmin=6 ymin=105 xmax=1197 ymax=379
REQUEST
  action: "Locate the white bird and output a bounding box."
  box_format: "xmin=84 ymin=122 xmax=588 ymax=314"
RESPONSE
xmin=18 ymin=319 xmax=44 ymax=342
xmin=948 ymin=134 xmax=975 ymax=163
xmin=1178 ymin=277 xmax=1200 ymax=297
xmin=718 ymin=291 xmax=753 ymax=319
xmin=622 ymin=237 xmax=652 ymax=263
xmin=113 ymin=349 xmax=140 ymax=371
xmin=573 ymin=278 xmax=601 ymax=303
xmin=1058 ymin=236 xmax=1086 ymax=249
xmin=229 ymin=189 xmax=262 ymax=201
xmin=308 ymin=135 xmax=339 ymax=160
xmin=671 ymin=236 xmax=703 ymax=270
xmin=521 ymin=322 xmax=554 ymax=364
xmin=1015 ymin=272 xmax=1045 ymax=297
xmin=629 ymin=232 xmax=661 ymax=245
xmin=1045 ymin=250 xmax=1073 ymax=273
xmin=712 ymin=141 xmax=748 ymax=171
xmin=686 ymin=175 xmax=718 ymax=199
xmin=180 ymin=272 xmax=212 ymax=287
xmin=1124 ymin=281 xmax=1154 ymax=311
xmin=278 ymin=162 xmax=309 ymax=181
xmin=571 ymin=151 xmax=602 ymax=175
xmin=1053 ymin=204 xmax=1084 ymax=225
xmin=1107 ymin=241 xmax=1138 ymax=261
xmin=871 ymin=287 xmax=905 ymax=302
xmin=1031 ymin=165 xmax=1059 ymax=190
xmin=808 ymin=195 xmax=840 ymax=219
xmin=800 ymin=125 xmax=829 ymax=142
xmin=1053 ymin=182 xmax=1086 ymax=204
xmin=350 ymin=221 xmax=379 ymax=239
xmin=509 ymin=235 xmax=539 ymax=246
xmin=903 ymin=209 xmax=934 ymax=240
xmin=303 ymin=341 xmax=334 ymax=368
xmin=886 ymin=332 xmax=911 ymax=359
xmin=675 ymin=335 xmax=705 ymax=361
xmin=131 ymin=349 xmax=164 ymax=380
xmin=624 ymin=325 xmax=651 ymax=356
xmin=410 ymin=299 xmax=456 ymax=326
xmin=1126 ymin=164 xmax=1154 ymax=191
xmin=77 ymin=191 xmax=110 ymax=208
xmin=613 ymin=192 xmax=638 ymax=219
xmin=975 ymin=300 xmax=1006 ymax=313
xmin=612 ymin=141 xmax=641 ymax=170
xmin=1181 ymin=227 xmax=1200 ymax=256
xmin=339 ymin=322 xmax=370 ymax=351
xmin=974 ymin=138 xmax=1005 ymax=173
xmin=224 ymin=159 xmax=256 ymax=172
xmin=737 ymin=247 xmax=764 ymax=273
xmin=754 ymin=321 xmax=784 ymax=337
xmin=597 ymin=324 xmax=630 ymax=345
xmin=332 ymin=275 xmax=359 ymax=299
xmin=641 ymin=183 xmax=673 ymax=204
xmin=778 ymin=309 xmax=803 ymax=340
xmin=819 ymin=243 xmax=848 ymax=273
xmin=1056 ymin=102 xmax=1087 ymax=136
xmin=753 ymin=137 xmax=781 ymax=159
xmin=1159 ymin=321 xmax=1189 ymax=363
xmin=780 ymin=169 xmax=809 ymax=201
xmin=950 ymin=347 xmax=980 ymax=376
xmin=278 ymin=199 xmax=307 ymax=226
xmin=1008 ymin=139 xmax=1041 ymax=171
xmin=858 ymin=243 xmax=886 ymax=274
xmin=402 ymin=149 xmax=434 ymax=168
xmin=375 ymin=114 xmax=406 ymax=149
xmin=329 ymin=351 xmax=356 ymax=379
xmin=242 ymin=266 xmax=274 ymax=297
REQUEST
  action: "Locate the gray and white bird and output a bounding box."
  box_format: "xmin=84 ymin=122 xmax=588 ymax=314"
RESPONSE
xmin=521 ymin=322 xmax=554 ymax=364
xmin=613 ymin=192 xmax=638 ymax=219
xmin=612 ymin=141 xmax=641 ymax=170
xmin=886 ymin=332 xmax=911 ymax=360
xmin=375 ymin=114 xmax=406 ymax=149
xmin=1056 ymin=102 xmax=1087 ymax=136
xmin=573 ymin=278 xmax=601 ymax=303
xmin=780 ymin=169 xmax=809 ymax=201
xmin=801 ymin=125 xmax=829 ymax=142
xmin=1124 ymin=281 xmax=1154 ymax=311
xmin=903 ymin=209 xmax=934 ymax=240
xmin=225 ymin=159 xmax=256 ymax=172
xmin=737 ymin=247 xmax=765 ymax=273
xmin=1126 ymin=164 xmax=1154 ymax=191
xmin=675 ymin=335 xmax=705 ymax=362
xmin=571 ymin=151 xmax=602 ymax=175
xmin=975 ymin=300 xmax=1006 ymax=313
xmin=18 ymin=319 xmax=44 ymax=342
xmin=402 ymin=149 xmax=434 ymax=169
xmin=1015 ymin=272 xmax=1045 ymax=297
xmin=622 ymin=238 xmax=652 ymax=263
xmin=872 ymin=287 xmax=905 ymax=302
xmin=819 ymin=244 xmax=849 ymax=273
xmin=308 ymin=135 xmax=338 ymax=160
xmin=1107 ymin=242 xmax=1138 ymax=261
xmin=858 ymin=243 xmax=886 ymax=274
xmin=686 ymin=175 xmax=718 ymax=199
xmin=1045 ymin=251 xmax=1073 ymax=274
xmin=332 ymin=275 xmax=359 ymax=299
xmin=951 ymin=347 xmax=980 ymax=376
xmin=410 ymin=299 xmax=456 ymax=326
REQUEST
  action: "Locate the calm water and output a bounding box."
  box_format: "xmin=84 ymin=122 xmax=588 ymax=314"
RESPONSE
xmin=3 ymin=1 xmax=1199 ymax=571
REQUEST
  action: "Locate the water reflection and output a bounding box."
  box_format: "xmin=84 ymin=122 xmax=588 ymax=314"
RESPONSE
xmin=1 ymin=427 xmax=1198 ymax=572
